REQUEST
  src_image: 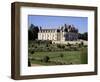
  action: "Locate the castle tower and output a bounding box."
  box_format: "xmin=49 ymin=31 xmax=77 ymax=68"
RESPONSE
xmin=60 ymin=26 xmax=66 ymax=42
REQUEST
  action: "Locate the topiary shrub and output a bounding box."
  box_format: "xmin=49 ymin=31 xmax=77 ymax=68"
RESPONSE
xmin=60 ymin=53 xmax=64 ymax=58
xmin=31 ymin=50 xmax=34 ymax=54
xmin=79 ymin=41 xmax=84 ymax=47
xmin=42 ymin=56 xmax=50 ymax=63
xmin=67 ymin=43 xmax=71 ymax=47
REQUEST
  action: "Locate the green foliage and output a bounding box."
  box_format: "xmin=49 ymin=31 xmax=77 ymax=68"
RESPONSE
xmin=29 ymin=49 xmax=88 ymax=66
xmin=57 ymin=44 xmax=65 ymax=49
xmin=28 ymin=58 xmax=31 ymax=66
xmin=71 ymin=46 xmax=78 ymax=51
xmin=28 ymin=24 xmax=39 ymax=40
xmin=31 ymin=50 xmax=34 ymax=54
xmin=28 ymin=40 xmax=86 ymax=52
xmin=79 ymin=41 xmax=84 ymax=47
xmin=78 ymin=32 xmax=88 ymax=41
xmin=28 ymin=29 xmax=34 ymax=40
xmin=81 ymin=41 xmax=84 ymax=45
xmin=81 ymin=48 xmax=88 ymax=64
xmin=60 ymin=53 xmax=64 ymax=58
xmin=67 ymin=43 xmax=71 ymax=47
xmin=28 ymin=40 xmax=87 ymax=65
xmin=42 ymin=56 xmax=50 ymax=63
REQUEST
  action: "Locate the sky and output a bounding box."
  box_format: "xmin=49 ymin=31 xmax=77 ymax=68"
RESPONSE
xmin=28 ymin=15 xmax=88 ymax=33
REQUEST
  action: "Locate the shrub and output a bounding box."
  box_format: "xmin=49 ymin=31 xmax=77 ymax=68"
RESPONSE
xmin=46 ymin=44 xmax=49 ymax=47
xmin=31 ymin=50 xmax=34 ymax=54
xmin=67 ymin=43 xmax=71 ymax=47
xmin=79 ymin=41 xmax=84 ymax=47
xmin=35 ymin=46 xmax=37 ymax=48
xmin=60 ymin=53 xmax=64 ymax=58
xmin=83 ymin=45 xmax=87 ymax=47
xmin=75 ymin=43 xmax=78 ymax=45
xmin=81 ymin=41 xmax=84 ymax=46
xmin=49 ymin=40 xmax=52 ymax=44
xmin=57 ymin=44 xmax=61 ymax=48
xmin=28 ymin=58 xmax=31 ymax=66
xmin=32 ymin=44 xmax=34 ymax=47
xmin=71 ymin=47 xmax=78 ymax=51
xmin=57 ymin=44 xmax=65 ymax=49
xmin=62 ymin=45 xmax=65 ymax=49
xmin=42 ymin=56 xmax=50 ymax=63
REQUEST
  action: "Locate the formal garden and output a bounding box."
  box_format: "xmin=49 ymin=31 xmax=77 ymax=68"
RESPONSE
xmin=28 ymin=40 xmax=88 ymax=66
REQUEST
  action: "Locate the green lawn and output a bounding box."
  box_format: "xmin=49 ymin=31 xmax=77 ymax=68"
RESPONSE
xmin=28 ymin=40 xmax=88 ymax=66
xmin=29 ymin=49 xmax=87 ymax=66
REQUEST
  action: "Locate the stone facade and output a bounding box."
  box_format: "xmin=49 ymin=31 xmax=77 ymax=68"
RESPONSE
xmin=38 ymin=24 xmax=79 ymax=42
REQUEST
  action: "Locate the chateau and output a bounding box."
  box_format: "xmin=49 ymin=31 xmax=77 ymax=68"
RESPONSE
xmin=38 ymin=24 xmax=79 ymax=42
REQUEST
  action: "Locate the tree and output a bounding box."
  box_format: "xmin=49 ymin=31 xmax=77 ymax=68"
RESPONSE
xmin=28 ymin=29 xmax=34 ymax=40
xmin=28 ymin=24 xmax=39 ymax=40
xmin=78 ymin=33 xmax=83 ymax=39
xmin=28 ymin=58 xmax=31 ymax=66
xmin=83 ymin=32 xmax=88 ymax=40
xmin=78 ymin=32 xmax=88 ymax=41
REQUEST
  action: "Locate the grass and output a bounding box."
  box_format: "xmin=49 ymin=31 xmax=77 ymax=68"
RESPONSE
xmin=28 ymin=40 xmax=88 ymax=66
xmin=29 ymin=49 xmax=87 ymax=66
